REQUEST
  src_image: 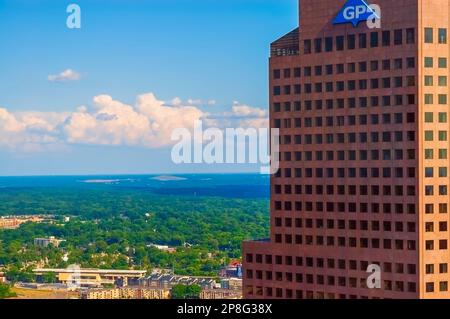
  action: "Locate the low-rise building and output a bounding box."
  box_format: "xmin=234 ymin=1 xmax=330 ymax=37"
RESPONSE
xmin=0 ymin=216 xmax=49 ymax=229
xmin=147 ymin=244 xmax=177 ymax=254
xmin=140 ymin=273 xmax=216 ymax=290
xmin=34 ymin=237 xmax=65 ymax=248
xmin=33 ymin=268 xmax=147 ymax=288
xmin=219 ymin=260 xmax=242 ymax=278
xmin=200 ymin=289 xmax=242 ymax=300
xmin=81 ymin=287 xmax=170 ymax=300
xmin=0 ymin=272 xmax=6 ymax=284
xmin=0 ymin=218 xmax=20 ymax=229
xmin=220 ymin=278 xmax=242 ymax=291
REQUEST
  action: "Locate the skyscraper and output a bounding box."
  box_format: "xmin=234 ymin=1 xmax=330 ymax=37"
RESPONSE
xmin=243 ymin=0 xmax=450 ymax=299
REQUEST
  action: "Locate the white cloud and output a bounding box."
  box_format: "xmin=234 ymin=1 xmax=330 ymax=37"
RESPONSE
xmin=206 ymin=101 xmax=268 ymax=129
xmin=187 ymin=98 xmax=202 ymax=106
xmin=0 ymin=93 xmax=268 ymax=152
xmin=0 ymin=108 xmax=67 ymax=152
xmin=169 ymin=97 xmax=183 ymax=106
xmin=48 ymin=69 xmax=81 ymax=82
xmin=231 ymin=102 xmax=267 ymax=118
xmin=64 ymin=93 xmax=205 ymax=148
xmin=167 ymin=98 xmax=217 ymax=107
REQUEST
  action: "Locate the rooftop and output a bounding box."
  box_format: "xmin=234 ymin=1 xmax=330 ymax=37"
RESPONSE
xmin=270 ymin=28 xmax=300 ymax=57
xmin=33 ymin=268 xmax=147 ymax=275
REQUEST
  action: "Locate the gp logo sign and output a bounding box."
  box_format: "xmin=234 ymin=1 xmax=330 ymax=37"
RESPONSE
xmin=333 ymin=0 xmax=380 ymax=28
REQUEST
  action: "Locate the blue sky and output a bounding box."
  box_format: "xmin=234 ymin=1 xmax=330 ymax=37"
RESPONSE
xmin=0 ymin=0 xmax=297 ymax=176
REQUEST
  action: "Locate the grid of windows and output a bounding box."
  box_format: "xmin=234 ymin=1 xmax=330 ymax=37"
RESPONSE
xmin=302 ymin=29 xmax=415 ymax=55
xmin=245 ymin=10 xmax=450 ymax=299
xmin=425 ymin=27 xmax=448 ymax=44
xmin=265 ymin=27 xmax=421 ymax=298
xmin=244 ymin=253 xmax=424 ymax=298
xmin=422 ymin=25 xmax=450 ymax=296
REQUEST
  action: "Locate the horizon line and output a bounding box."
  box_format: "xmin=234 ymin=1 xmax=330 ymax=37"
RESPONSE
xmin=0 ymin=171 xmax=268 ymax=178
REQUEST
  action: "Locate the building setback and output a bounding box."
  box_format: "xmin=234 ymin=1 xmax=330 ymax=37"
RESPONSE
xmin=243 ymin=0 xmax=450 ymax=299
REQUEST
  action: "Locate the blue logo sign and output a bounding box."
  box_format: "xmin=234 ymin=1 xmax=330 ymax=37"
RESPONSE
xmin=333 ymin=0 xmax=379 ymax=27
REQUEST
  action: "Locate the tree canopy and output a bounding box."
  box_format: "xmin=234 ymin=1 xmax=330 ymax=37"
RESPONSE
xmin=0 ymin=188 xmax=269 ymax=278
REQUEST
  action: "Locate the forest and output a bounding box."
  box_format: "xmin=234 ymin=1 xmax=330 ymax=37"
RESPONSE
xmin=0 ymin=187 xmax=269 ymax=279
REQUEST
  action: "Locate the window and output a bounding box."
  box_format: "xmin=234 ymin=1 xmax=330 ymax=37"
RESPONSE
xmin=348 ymin=80 xmax=356 ymax=90
xmin=426 ymin=264 xmax=435 ymax=274
xmin=394 ymin=29 xmax=402 ymax=45
xmin=371 ymin=60 xmax=378 ymax=71
xmin=347 ymin=34 xmax=355 ymax=49
xmin=439 ymin=167 xmax=448 ymax=177
xmin=336 ymin=36 xmax=344 ymax=51
xmin=284 ymin=85 xmax=291 ymax=95
xmin=284 ymin=69 xmax=291 ymax=78
xmin=325 ymin=37 xmax=333 ymax=52
xmin=370 ymin=32 xmax=379 ymax=47
xmin=425 ymin=27 xmax=433 ymax=43
xmin=425 ymin=57 xmax=433 ymax=68
xmin=425 ymin=76 xmax=433 ymax=86
xmin=304 ymin=40 xmax=311 ymax=54
xmin=407 ymin=57 xmax=415 ymax=68
xmin=439 ymin=76 xmax=447 ymax=86
xmin=439 ymin=28 xmax=447 ymax=44
xmin=304 ymin=84 xmax=311 ymax=93
xmin=347 ymin=63 xmax=356 ymax=73
xmin=359 ymin=80 xmax=367 ymax=89
xmin=273 ymin=69 xmax=281 ymax=79
xmin=304 ymin=67 xmax=311 ymax=76
xmin=406 ymin=28 xmax=415 ymax=44
xmin=314 ymin=38 xmax=322 ymax=53
xmin=315 ymin=65 xmax=322 ymax=76
xmin=439 ymin=57 xmax=447 ymax=68
xmin=382 ymin=31 xmax=391 ymax=46
xmin=273 ymin=86 xmax=281 ymax=96
xmin=359 ymin=61 xmax=367 ymax=72
xmin=359 ymin=33 xmax=367 ymax=48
